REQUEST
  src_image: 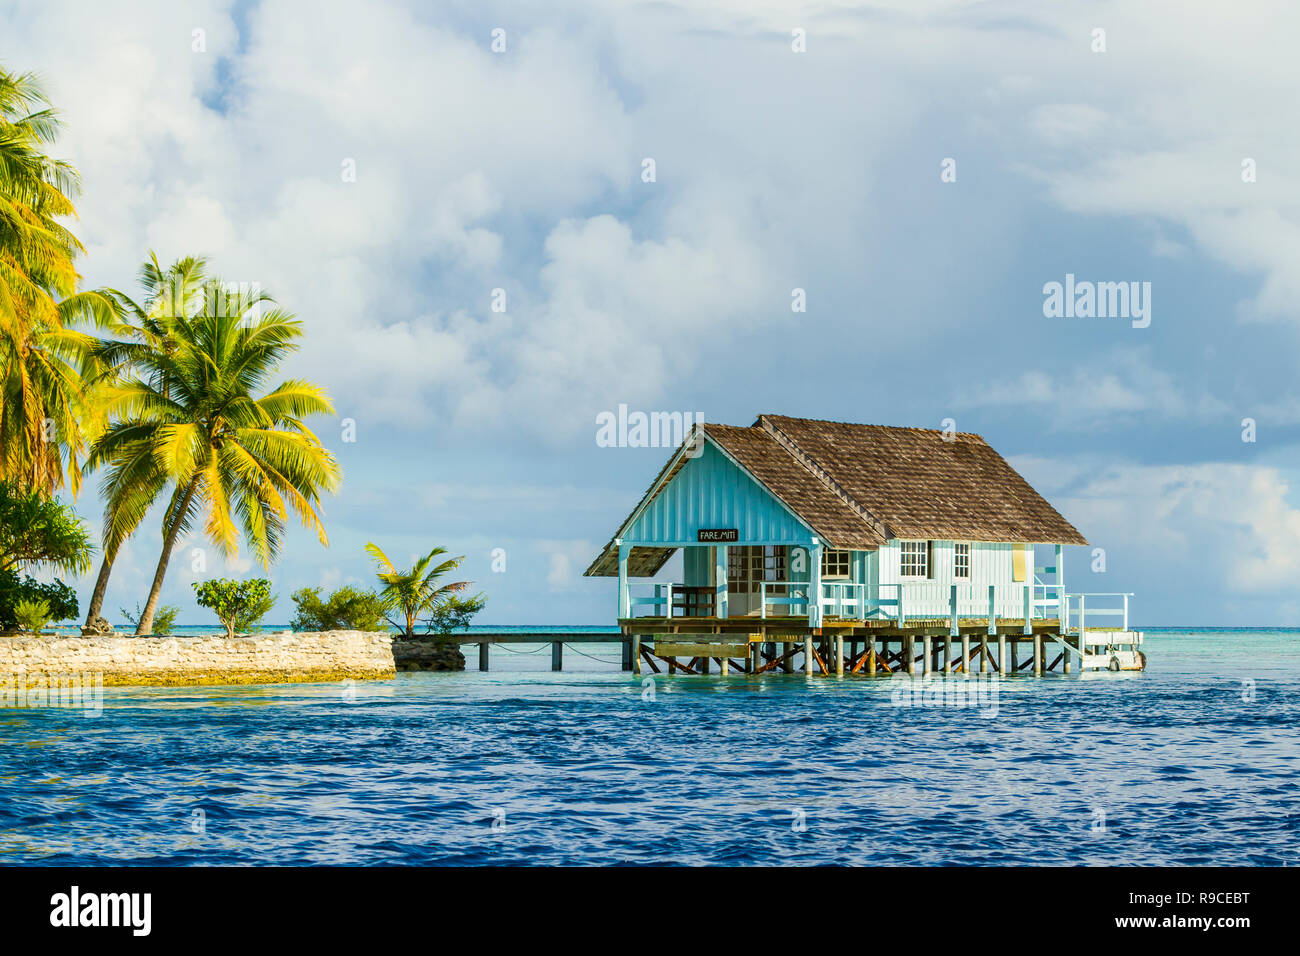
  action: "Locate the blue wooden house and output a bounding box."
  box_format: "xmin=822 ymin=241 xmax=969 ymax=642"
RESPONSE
xmin=586 ymin=415 xmax=1142 ymax=675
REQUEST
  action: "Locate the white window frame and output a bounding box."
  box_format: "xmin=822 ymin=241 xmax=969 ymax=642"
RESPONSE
xmin=954 ymin=542 xmax=971 ymax=579
xmin=821 ymin=549 xmax=852 ymax=579
xmin=900 ymin=540 xmax=930 ymax=578
xmin=727 ymin=545 xmax=787 ymax=594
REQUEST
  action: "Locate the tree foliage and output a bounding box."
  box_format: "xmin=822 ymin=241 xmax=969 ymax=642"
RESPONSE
xmin=120 ymin=601 xmax=180 ymax=635
xmin=191 ymin=578 xmax=275 ymax=638
xmin=424 ymin=592 xmax=486 ymax=635
xmin=0 ymin=567 xmax=77 ymax=629
xmin=0 ymin=67 xmax=122 ymax=492
xmin=290 ymin=585 xmax=387 ymax=632
xmin=0 ymin=479 xmax=93 ymax=574
xmin=365 ymin=543 xmax=476 ymax=639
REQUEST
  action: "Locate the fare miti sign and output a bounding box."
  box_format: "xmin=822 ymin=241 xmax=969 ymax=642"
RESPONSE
xmin=697 ymin=528 xmax=739 ymax=542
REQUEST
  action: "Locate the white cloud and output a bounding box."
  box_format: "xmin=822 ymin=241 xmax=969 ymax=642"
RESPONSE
xmin=964 ymin=348 xmax=1229 ymax=427
xmin=1018 ymin=457 xmax=1300 ymax=598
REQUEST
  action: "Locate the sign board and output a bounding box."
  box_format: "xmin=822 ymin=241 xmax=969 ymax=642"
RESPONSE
xmin=697 ymin=528 xmax=738 ymax=542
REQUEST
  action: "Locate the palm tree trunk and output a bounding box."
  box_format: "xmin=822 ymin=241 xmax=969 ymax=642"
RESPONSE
xmin=136 ymin=479 xmax=198 ymax=636
xmin=84 ymin=547 xmax=117 ymax=627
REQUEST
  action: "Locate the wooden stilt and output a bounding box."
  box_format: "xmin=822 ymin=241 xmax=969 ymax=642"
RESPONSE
xmin=867 ymin=636 xmax=877 ymax=676
xmin=782 ymin=641 xmax=793 ymax=673
xmin=1033 ymin=633 xmax=1043 ymax=675
xmin=960 ymin=634 xmax=970 ymax=675
xmin=632 ymin=635 xmax=641 ymax=675
xmin=700 ymin=655 xmax=710 ymax=674
xmin=551 ymin=641 xmax=563 ymax=672
xmin=944 ymin=636 xmax=953 ymax=675
xmin=720 ymin=656 xmax=728 ymax=676
xmin=998 ymin=634 xmax=1008 ymax=674
xmin=621 ymin=639 xmax=633 ymax=671
xmin=979 ymin=636 xmax=988 ymax=673
xmin=479 ymin=641 xmax=489 ymax=672
xmin=905 ymin=636 xmax=915 ymax=676
xmin=804 ymin=637 xmax=814 ymax=676
xmin=835 ymin=636 xmax=844 ymax=676
xmin=922 ymin=636 xmax=932 ymax=676
xmin=1062 ymin=635 xmax=1073 ymax=673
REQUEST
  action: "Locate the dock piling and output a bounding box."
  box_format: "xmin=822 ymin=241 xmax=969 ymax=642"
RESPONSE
xmin=478 ymin=642 xmax=489 ymax=672
xmin=551 ymin=641 xmax=563 ymax=672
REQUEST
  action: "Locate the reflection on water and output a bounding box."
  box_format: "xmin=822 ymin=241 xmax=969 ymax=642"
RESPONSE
xmin=0 ymin=630 xmax=1297 ymax=865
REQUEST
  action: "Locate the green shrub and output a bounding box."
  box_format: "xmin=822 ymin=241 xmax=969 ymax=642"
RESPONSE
xmin=192 ymin=579 xmax=275 ymax=638
xmin=13 ymin=597 xmax=51 ymax=633
xmin=0 ymin=569 xmax=78 ymax=629
xmin=424 ymin=593 xmax=486 ymax=636
xmin=121 ymin=603 xmax=181 ymax=635
xmin=290 ymin=585 xmax=387 ymax=632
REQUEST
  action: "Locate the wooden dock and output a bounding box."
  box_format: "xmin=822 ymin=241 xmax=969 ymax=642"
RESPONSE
xmin=443 ymin=621 xmax=1144 ymax=675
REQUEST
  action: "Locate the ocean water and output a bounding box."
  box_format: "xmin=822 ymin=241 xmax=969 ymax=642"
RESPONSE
xmin=0 ymin=628 xmax=1296 ymax=865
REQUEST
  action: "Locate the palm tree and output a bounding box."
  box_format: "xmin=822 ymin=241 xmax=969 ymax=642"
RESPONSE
xmin=80 ymin=255 xmax=210 ymax=628
xmin=365 ymin=543 xmax=472 ymax=639
xmin=1 ymin=66 xmax=120 ymax=494
xmin=96 ymin=281 xmax=342 ymax=634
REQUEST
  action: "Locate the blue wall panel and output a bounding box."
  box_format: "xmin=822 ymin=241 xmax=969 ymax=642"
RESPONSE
xmin=623 ymin=440 xmax=817 ymax=546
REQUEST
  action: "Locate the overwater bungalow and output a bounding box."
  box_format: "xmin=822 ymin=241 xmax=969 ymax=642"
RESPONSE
xmin=585 ymin=415 xmax=1144 ymax=676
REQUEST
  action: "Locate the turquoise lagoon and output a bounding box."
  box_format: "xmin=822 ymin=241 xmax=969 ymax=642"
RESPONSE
xmin=0 ymin=628 xmax=1296 ymax=865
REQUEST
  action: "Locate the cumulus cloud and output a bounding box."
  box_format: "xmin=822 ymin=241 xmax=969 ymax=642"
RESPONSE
xmin=1012 ymin=456 xmax=1300 ymax=622
xmin=966 ymin=348 xmax=1231 ymax=427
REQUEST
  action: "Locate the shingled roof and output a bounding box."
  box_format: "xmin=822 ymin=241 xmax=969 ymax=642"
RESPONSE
xmin=584 ymin=416 xmax=1085 ymax=577
xmin=756 ymin=415 xmax=1086 ymax=545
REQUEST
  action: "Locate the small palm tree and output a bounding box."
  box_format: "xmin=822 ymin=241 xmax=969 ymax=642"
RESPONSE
xmin=365 ymin=543 xmax=472 ymax=639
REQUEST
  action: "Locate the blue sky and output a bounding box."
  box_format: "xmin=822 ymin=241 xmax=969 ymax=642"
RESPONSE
xmin=4 ymin=0 xmax=1299 ymax=626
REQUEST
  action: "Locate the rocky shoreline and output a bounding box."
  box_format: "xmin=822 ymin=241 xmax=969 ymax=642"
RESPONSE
xmin=391 ymin=637 xmax=466 ymax=672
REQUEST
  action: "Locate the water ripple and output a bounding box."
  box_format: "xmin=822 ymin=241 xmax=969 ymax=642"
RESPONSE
xmin=0 ymin=630 xmax=1298 ymax=864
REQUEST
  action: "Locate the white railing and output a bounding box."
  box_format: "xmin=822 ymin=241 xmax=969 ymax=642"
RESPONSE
xmin=628 ymin=582 xmax=677 ymax=618
xmin=630 ymin=580 xmax=1129 ymax=631
xmin=870 ymin=583 xmax=1051 ymax=625
xmin=819 ymin=582 xmax=868 ymax=619
xmin=1063 ymin=593 xmax=1132 ymax=634
xmin=759 ymin=580 xmax=811 ymax=618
